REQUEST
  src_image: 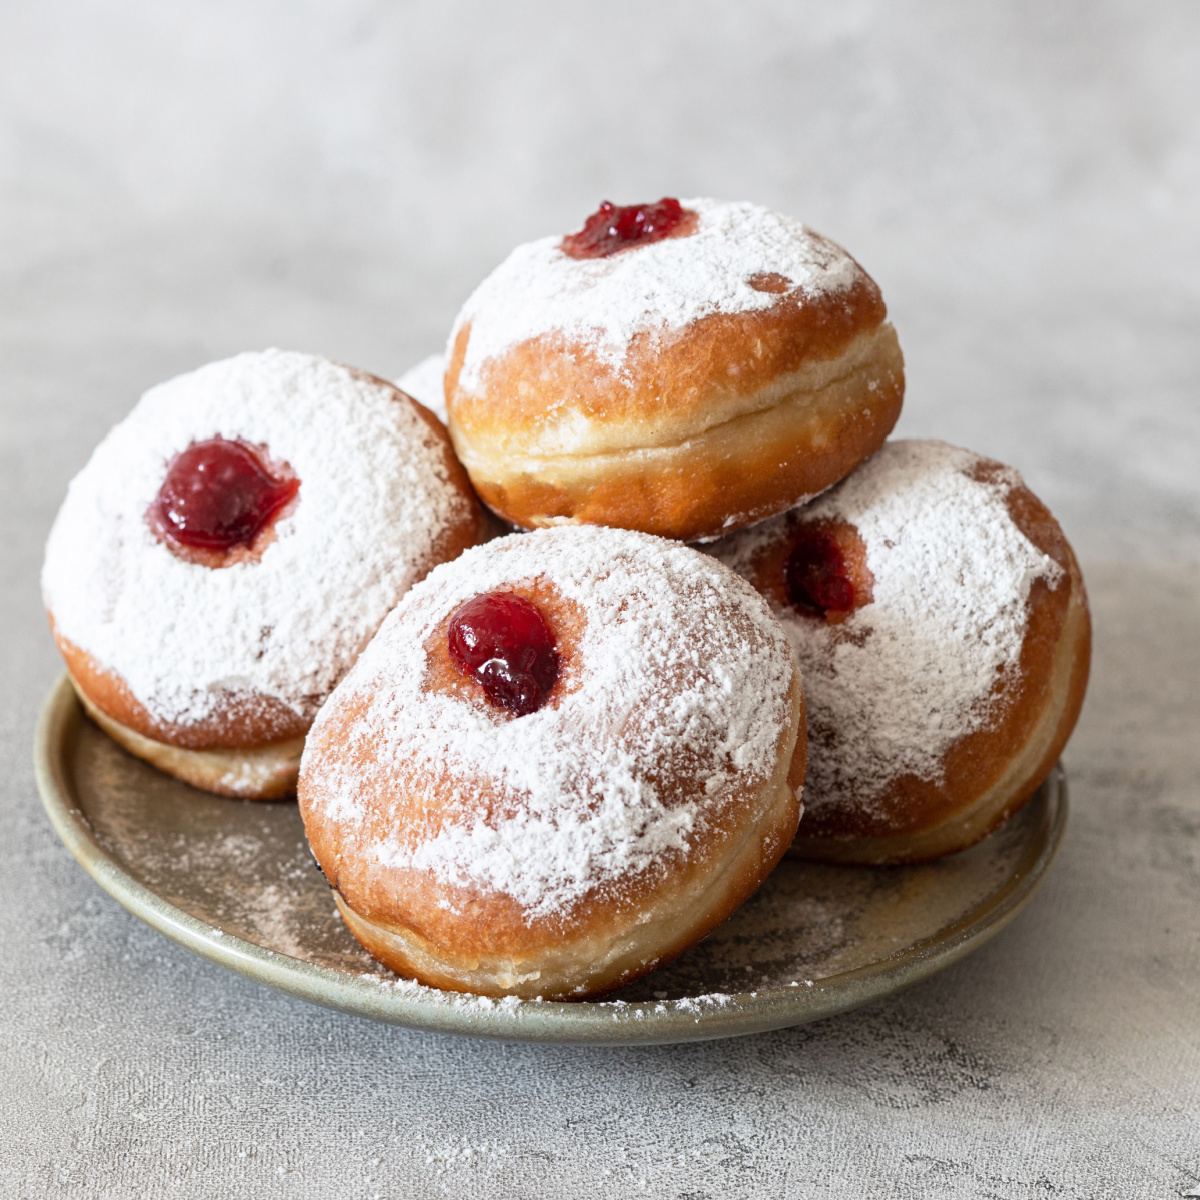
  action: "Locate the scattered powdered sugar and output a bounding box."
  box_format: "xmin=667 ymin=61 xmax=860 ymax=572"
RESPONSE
xmin=396 ymin=353 xmax=447 ymax=424
xmin=42 ymin=349 xmax=473 ymax=728
xmin=421 ymin=1137 xmax=511 ymax=1172
xmin=710 ymin=440 xmax=1065 ymax=813
xmin=449 ymin=198 xmax=863 ymax=390
xmin=305 ymin=526 xmax=797 ymax=920
xmin=363 ymin=971 xmax=750 ymax=1019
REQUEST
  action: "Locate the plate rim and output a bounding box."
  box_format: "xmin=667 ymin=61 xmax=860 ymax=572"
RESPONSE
xmin=34 ymin=673 xmax=1068 ymax=1046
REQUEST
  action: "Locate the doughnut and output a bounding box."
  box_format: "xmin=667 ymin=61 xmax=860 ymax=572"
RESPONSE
xmin=42 ymin=350 xmax=484 ymax=799
xmin=708 ymin=439 xmax=1091 ymax=864
xmin=298 ymin=526 xmax=805 ymax=999
xmin=444 ymin=196 xmax=904 ymax=542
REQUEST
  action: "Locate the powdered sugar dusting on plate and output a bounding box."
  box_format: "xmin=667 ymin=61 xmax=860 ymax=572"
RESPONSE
xmin=450 ymin=198 xmax=863 ymax=390
xmin=42 ymin=349 xmax=473 ymax=728
xmin=304 ymin=526 xmax=797 ymax=919
xmin=710 ymin=440 xmax=1064 ymax=813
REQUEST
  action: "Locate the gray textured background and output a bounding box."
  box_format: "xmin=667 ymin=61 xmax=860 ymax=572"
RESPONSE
xmin=3 ymin=3 xmax=1198 ymax=1197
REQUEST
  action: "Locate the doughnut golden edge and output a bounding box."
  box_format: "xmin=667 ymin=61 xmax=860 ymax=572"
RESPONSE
xmin=70 ymin=675 xmax=304 ymax=800
xmin=789 ymin=545 xmax=1091 ymax=865
xmin=312 ymin=668 xmax=806 ymax=1000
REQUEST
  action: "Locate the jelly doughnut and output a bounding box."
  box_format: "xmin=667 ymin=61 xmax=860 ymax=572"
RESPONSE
xmin=43 ymin=350 xmax=484 ymax=799
xmin=709 ymin=440 xmax=1090 ymax=864
xmin=444 ymin=197 xmax=904 ymax=542
xmin=298 ymin=526 xmax=805 ymax=998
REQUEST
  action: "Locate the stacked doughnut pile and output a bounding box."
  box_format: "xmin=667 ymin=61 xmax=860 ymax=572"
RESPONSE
xmin=43 ymin=197 xmax=1090 ymax=999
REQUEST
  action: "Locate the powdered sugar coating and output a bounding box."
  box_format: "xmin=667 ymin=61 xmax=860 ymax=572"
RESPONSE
xmin=43 ymin=349 xmax=475 ymax=729
xmin=709 ymin=440 xmax=1065 ymax=815
xmin=449 ymin=198 xmax=863 ymax=390
xmin=396 ymin=353 xmax=447 ymax=425
xmin=303 ymin=526 xmax=798 ymax=920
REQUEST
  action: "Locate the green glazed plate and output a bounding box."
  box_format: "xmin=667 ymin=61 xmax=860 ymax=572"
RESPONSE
xmin=34 ymin=674 xmax=1067 ymax=1045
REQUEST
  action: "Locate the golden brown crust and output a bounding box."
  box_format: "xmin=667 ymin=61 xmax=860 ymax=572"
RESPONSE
xmin=330 ymin=774 xmax=800 ymax=999
xmin=53 ymin=624 xmax=310 ymax=749
xmin=783 ymin=475 xmax=1091 ymax=864
xmin=446 ymin=276 xmax=904 ymax=541
xmin=302 ymin=669 xmax=804 ymax=999
xmin=449 ymin=275 xmax=887 ymax=441
xmin=790 ymin=556 xmax=1088 ymax=863
xmin=69 ymin=675 xmax=303 ymax=799
xmin=300 ymin=588 xmax=802 ymax=956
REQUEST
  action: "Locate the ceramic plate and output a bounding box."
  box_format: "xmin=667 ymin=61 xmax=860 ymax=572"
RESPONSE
xmin=34 ymin=675 xmax=1066 ymax=1045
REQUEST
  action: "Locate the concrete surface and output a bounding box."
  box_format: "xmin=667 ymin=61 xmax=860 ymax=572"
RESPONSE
xmin=2 ymin=3 xmax=1198 ymax=1197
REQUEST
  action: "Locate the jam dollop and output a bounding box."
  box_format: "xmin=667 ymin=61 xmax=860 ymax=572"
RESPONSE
xmin=785 ymin=526 xmax=857 ymax=618
xmin=448 ymin=592 xmax=559 ymax=716
xmin=561 ymin=198 xmax=693 ymax=259
xmin=154 ymin=437 xmax=299 ymax=552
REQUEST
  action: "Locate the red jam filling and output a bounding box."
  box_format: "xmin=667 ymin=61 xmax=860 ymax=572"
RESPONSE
xmin=448 ymin=592 xmax=559 ymax=716
xmin=154 ymin=437 xmax=299 ymax=552
xmin=785 ymin=527 xmax=857 ymax=617
xmin=561 ymin=198 xmax=692 ymax=259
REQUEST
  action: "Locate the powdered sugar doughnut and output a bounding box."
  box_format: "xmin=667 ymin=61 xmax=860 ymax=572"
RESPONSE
xmin=709 ymin=440 xmax=1091 ymax=864
xmin=445 ymin=197 xmax=904 ymax=542
xmin=298 ymin=526 xmax=805 ymax=999
xmin=43 ymin=350 xmax=484 ymax=799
